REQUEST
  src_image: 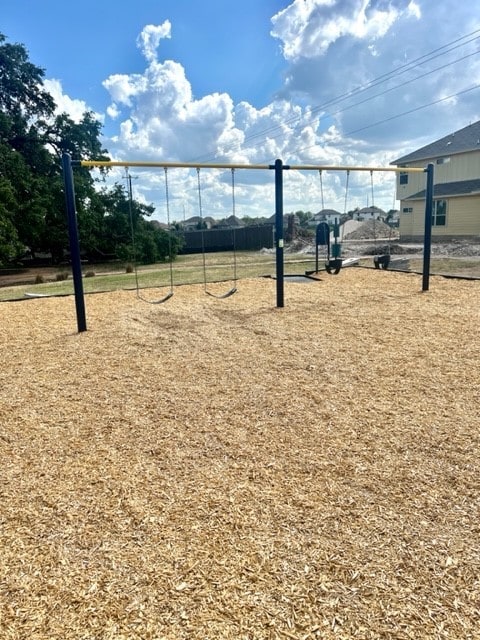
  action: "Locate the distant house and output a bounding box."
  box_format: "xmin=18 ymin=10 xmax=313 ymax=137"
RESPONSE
xmin=183 ymin=216 xmax=214 ymax=230
xmin=352 ymin=205 xmax=385 ymax=221
xmin=216 ymin=215 xmax=244 ymax=228
xmin=391 ymin=120 xmax=480 ymax=240
xmin=311 ymin=209 xmax=342 ymax=225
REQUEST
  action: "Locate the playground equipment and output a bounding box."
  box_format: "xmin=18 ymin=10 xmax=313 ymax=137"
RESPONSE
xmin=314 ymin=169 xmax=344 ymax=275
xmin=370 ymin=170 xmax=392 ymax=270
xmin=127 ymin=167 xmax=174 ymax=304
xmin=311 ymin=219 xmax=343 ymax=275
xmin=196 ymin=167 xmax=237 ymax=299
xmin=62 ymin=155 xmax=434 ymax=333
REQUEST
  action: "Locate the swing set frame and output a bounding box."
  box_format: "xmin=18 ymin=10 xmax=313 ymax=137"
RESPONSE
xmin=62 ymin=154 xmax=433 ymax=332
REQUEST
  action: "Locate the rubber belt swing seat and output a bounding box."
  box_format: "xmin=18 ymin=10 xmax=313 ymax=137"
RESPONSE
xmin=325 ymin=259 xmax=342 ymax=275
xmin=370 ymin=170 xmax=390 ymax=270
xmin=196 ymin=167 xmax=237 ymax=299
xmin=325 ymin=170 xmax=348 ymax=275
xmin=129 ymin=167 xmax=174 ymax=304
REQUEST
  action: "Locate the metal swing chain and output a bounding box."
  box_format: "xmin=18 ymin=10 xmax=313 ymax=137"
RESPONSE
xmin=371 ymin=170 xmax=377 ymax=251
xmin=318 ymin=170 xmax=325 ymax=211
xmin=196 ymin=167 xmax=237 ymax=298
xmin=370 ymin=169 xmax=391 ymax=270
xmin=341 ymin=170 xmax=350 ymax=242
xmin=125 ymin=167 xmax=142 ymax=296
xmin=325 ymin=170 xmax=348 ymax=275
xmin=127 ymin=165 xmax=174 ymax=304
xmin=164 ymin=167 xmax=174 ymax=292
xmin=230 ymin=168 xmax=238 ymax=283
xmin=196 ymin=167 xmax=208 ymax=291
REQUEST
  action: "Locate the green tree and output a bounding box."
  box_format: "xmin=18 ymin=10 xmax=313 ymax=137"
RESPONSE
xmin=0 ymin=31 xmax=180 ymax=268
xmin=0 ymin=34 xmax=57 ymax=264
xmin=100 ymin=184 xmax=181 ymax=264
xmin=0 ymin=176 xmax=22 ymax=263
xmin=41 ymin=112 xmax=110 ymax=261
xmin=0 ymin=32 xmax=112 ymax=264
xmin=295 ymin=210 xmax=313 ymax=226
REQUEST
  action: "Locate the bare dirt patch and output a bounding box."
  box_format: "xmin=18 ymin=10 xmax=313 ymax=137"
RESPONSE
xmin=1 ymin=271 xmax=479 ymax=639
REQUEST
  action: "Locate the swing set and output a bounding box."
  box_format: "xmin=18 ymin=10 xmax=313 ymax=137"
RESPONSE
xmin=128 ymin=166 xmax=238 ymax=303
xmin=369 ymin=170 xmax=393 ymax=270
xmin=196 ymin=167 xmax=237 ymax=299
xmin=314 ymin=169 xmax=349 ymax=275
xmin=62 ymin=154 xmax=434 ymax=332
xmin=315 ymin=168 xmax=394 ymax=275
xmin=127 ymin=167 xmax=174 ymax=304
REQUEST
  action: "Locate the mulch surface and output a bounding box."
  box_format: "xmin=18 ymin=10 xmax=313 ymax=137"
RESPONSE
xmin=1 ymin=270 xmax=479 ymax=639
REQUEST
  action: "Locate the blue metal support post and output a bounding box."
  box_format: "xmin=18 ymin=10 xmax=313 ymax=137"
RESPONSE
xmin=422 ymin=163 xmax=434 ymax=292
xmin=273 ymin=158 xmax=285 ymax=308
xmin=62 ymin=152 xmax=87 ymax=332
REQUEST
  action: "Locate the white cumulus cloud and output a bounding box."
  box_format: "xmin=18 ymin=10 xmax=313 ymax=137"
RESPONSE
xmin=98 ymin=6 xmax=480 ymax=220
xmin=44 ymin=78 xmax=102 ymax=123
xmin=136 ymin=21 xmax=172 ymax=62
xmin=271 ymin=0 xmax=421 ymax=60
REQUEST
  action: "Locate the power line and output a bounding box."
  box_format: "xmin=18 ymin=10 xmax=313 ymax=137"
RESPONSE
xmin=328 ymin=49 xmax=480 ymax=122
xmin=293 ymin=83 xmax=480 ymax=157
xmin=296 ymin=31 xmax=480 ymax=122
xmin=250 ymin=46 xmax=480 ymax=162
xmin=345 ymin=84 xmax=480 ymax=137
xmin=189 ymin=28 xmax=480 ymax=163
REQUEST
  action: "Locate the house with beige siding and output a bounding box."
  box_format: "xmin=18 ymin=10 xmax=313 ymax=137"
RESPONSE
xmin=391 ymin=121 xmax=480 ymax=240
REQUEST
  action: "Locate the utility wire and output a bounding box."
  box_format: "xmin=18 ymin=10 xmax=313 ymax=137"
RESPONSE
xmin=327 ymin=49 xmax=480 ymax=122
xmin=293 ymin=83 xmax=480 ymax=157
xmin=253 ymin=44 xmax=480 ymax=161
xmin=249 ymin=47 xmax=480 ymax=162
xmin=188 ymin=28 xmax=480 ymax=163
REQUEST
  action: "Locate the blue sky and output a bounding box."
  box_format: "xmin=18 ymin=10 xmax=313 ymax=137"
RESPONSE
xmin=2 ymin=0 xmax=480 ymax=220
xmin=2 ymin=0 xmax=287 ymax=124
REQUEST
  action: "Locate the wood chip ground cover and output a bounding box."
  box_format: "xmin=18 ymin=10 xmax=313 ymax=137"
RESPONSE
xmin=0 ymin=270 xmax=479 ymax=639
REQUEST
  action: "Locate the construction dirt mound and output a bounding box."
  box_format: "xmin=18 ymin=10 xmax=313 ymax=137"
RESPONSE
xmin=343 ymin=219 xmax=399 ymax=240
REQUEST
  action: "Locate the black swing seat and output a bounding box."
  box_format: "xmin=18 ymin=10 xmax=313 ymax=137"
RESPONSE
xmin=325 ymin=258 xmax=343 ymax=275
xmin=373 ymin=255 xmax=390 ymax=270
xmin=206 ymin=286 xmax=237 ymax=299
xmin=137 ymin=290 xmax=174 ymax=305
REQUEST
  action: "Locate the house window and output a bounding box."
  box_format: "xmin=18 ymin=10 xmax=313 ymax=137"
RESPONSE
xmin=432 ymin=200 xmax=447 ymax=226
xmin=436 ymin=157 xmax=450 ymax=165
xmin=399 ymin=172 xmax=408 ymax=185
xmin=402 ymin=207 xmax=413 ymax=214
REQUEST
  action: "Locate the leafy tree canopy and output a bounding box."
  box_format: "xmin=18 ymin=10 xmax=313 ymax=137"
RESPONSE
xmin=0 ymin=33 xmax=55 ymax=119
xmin=0 ymin=32 xmax=179 ymax=268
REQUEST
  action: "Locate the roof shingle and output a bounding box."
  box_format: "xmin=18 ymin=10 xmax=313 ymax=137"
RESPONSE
xmin=406 ymin=178 xmax=480 ymax=200
xmin=392 ymin=120 xmax=480 ymax=165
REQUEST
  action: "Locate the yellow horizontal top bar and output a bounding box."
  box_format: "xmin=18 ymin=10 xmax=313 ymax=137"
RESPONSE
xmin=79 ymin=160 xmax=270 ymax=170
xmin=292 ymin=164 xmax=426 ymax=173
xmin=79 ymin=160 xmax=426 ymax=173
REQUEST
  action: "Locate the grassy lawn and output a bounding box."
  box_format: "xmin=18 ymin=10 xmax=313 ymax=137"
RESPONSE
xmin=0 ymin=252 xmax=317 ymax=302
xmin=406 ymin=257 xmax=480 ymax=277
xmin=1 ymin=250 xmax=479 ymax=302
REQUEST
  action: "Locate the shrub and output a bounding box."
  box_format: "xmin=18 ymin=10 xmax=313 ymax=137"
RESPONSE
xmin=125 ymin=263 xmax=134 ymax=273
xmin=34 ymin=274 xmax=45 ymax=284
xmin=85 ymin=270 xmax=95 ymax=278
xmin=56 ymin=272 xmax=69 ymax=281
